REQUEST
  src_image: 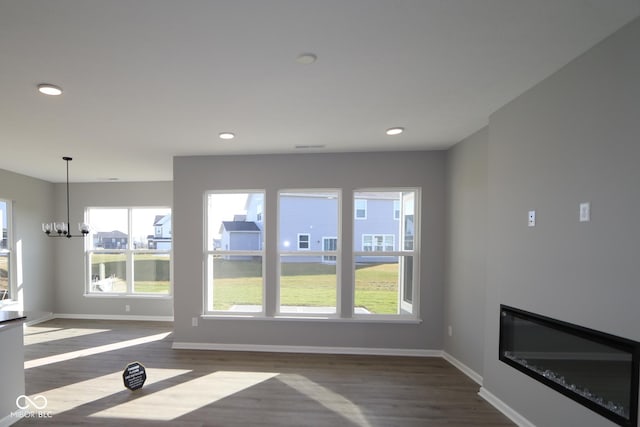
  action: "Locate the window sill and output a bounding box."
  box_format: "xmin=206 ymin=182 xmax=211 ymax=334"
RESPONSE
xmin=84 ymin=293 xmax=173 ymax=300
xmin=201 ymin=314 xmax=422 ymax=324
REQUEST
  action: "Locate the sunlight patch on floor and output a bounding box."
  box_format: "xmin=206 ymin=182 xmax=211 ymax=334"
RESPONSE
xmin=24 ymin=327 xmax=111 ymax=346
xmin=24 ymin=326 xmax=65 ymax=336
xmin=36 ymin=368 xmax=191 ymax=415
xmin=24 ymin=332 xmax=171 ymax=369
xmin=278 ymin=374 xmax=372 ymax=427
xmin=89 ymin=371 xmax=279 ymax=421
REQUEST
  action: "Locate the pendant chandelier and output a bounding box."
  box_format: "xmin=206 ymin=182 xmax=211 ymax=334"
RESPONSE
xmin=42 ymin=156 xmax=90 ymax=238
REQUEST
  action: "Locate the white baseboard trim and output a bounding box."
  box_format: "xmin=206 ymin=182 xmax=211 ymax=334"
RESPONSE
xmin=53 ymin=313 xmax=174 ymax=322
xmin=478 ymin=387 xmax=535 ymax=427
xmin=172 ymin=341 xmax=442 ymax=357
xmin=442 ymin=352 xmax=483 ymax=385
xmin=24 ymin=312 xmax=55 ymax=327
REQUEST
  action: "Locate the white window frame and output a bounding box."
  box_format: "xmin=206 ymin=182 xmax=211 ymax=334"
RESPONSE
xmin=204 ymin=190 xmax=265 ymax=315
xmin=353 ymin=188 xmax=420 ymax=319
xmin=85 ymin=206 xmax=172 ymax=297
xmin=355 ymin=199 xmax=367 ymax=219
xmin=278 ymin=189 xmax=341 ymax=317
xmin=0 ymin=199 xmax=14 ymax=305
xmin=399 ymin=191 xmax=416 ymax=313
xmin=297 ymin=233 xmax=311 ymax=250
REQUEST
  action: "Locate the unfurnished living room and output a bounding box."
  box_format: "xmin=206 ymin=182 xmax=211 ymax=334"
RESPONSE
xmin=1 ymin=1 xmax=639 ymax=426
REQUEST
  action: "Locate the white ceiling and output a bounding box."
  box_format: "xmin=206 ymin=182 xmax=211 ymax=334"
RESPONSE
xmin=1 ymin=0 xmax=638 ymax=183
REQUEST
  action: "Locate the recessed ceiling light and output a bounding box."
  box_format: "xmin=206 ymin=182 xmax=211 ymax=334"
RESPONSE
xmin=219 ymin=132 xmax=235 ymax=140
xmin=296 ymin=53 xmax=317 ymax=65
xmin=37 ymin=83 xmax=63 ymax=96
xmin=386 ymin=127 xmax=404 ymax=136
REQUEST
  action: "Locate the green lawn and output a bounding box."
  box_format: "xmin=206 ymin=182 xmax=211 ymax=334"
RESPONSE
xmin=89 ymin=256 xmax=401 ymax=310
xmin=91 ymin=253 xmax=170 ymax=294
xmin=211 ymin=260 xmax=399 ymax=314
xmin=91 ymin=253 xmax=169 ymax=263
xmin=134 ymin=281 xmax=170 ymax=294
xmin=90 ymin=278 xmax=170 ymax=294
xmin=355 ymin=262 xmax=399 ymax=313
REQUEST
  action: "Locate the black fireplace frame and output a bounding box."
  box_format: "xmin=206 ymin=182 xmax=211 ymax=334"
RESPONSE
xmin=499 ymin=304 xmax=640 ymax=427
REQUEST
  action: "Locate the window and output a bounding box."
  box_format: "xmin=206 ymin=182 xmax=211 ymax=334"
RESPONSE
xmin=279 ymin=190 xmax=340 ymax=314
xmin=355 ymin=199 xmax=367 ymax=219
xmin=0 ymin=199 xmax=12 ymax=303
xmin=322 ymin=237 xmax=337 ymax=262
xmin=201 ymin=187 xmax=419 ymax=320
xmin=206 ymin=191 xmax=264 ymax=313
xmin=353 ymin=190 xmax=419 ymax=316
xmin=297 ymin=233 xmax=310 ymax=250
xmin=86 ymin=207 xmax=171 ymax=295
xmin=362 ymin=234 xmax=394 ymax=252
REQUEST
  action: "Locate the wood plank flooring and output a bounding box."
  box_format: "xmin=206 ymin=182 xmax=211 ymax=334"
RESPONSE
xmin=16 ymin=319 xmax=513 ymax=426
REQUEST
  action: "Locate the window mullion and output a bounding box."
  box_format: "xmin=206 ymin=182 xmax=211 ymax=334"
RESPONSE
xmin=127 ymin=208 xmax=133 ymax=292
xmin=127 ymin=250 xmax=134 ymax=293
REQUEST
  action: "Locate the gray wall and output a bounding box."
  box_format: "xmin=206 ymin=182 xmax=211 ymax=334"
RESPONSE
xmin=482 ymin=17 xmax=640 ymax=426
xmin=173 ymin=151 xmax=445 ymax=350
xmin=53 ymin=181 xmax=173 ymax=318
xmin=444 ymin=127 xmax=488 ymax=375
xmin=0 ymin=168 xmax=55 ymax=320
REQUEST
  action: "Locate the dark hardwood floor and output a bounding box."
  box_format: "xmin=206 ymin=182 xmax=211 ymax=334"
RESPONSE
xmin=16 ymin=319 xmax=513 ymax=426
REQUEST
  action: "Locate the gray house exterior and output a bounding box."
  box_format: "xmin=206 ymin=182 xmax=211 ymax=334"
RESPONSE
xmin=219 ymin=220 xmax=261 ymax=251
xmin=226 ymin=192 xmax=403 ymax=263
xmin=147 ymin=214 xmax=172 ymax=250
xmin=94 ymin=230 xmax=128 ymax=249
xmin=278 ymin=193 xmax=339 ymax=254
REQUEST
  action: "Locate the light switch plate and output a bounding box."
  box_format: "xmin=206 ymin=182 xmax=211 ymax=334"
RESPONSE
xmin=579 ymin=202 xmax=590 ymax=222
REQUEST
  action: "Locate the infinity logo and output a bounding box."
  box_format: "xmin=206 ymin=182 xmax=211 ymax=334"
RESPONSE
xmin=16 ymin=395 xmax=48 ymax=410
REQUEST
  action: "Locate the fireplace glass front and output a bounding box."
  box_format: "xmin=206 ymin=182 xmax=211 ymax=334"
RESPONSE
xmin=499 ymin=305 xmax=639 ymax=427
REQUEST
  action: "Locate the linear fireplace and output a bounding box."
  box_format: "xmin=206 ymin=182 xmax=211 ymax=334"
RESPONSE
xmin=499 ymin=305 xmax=640 ymax=427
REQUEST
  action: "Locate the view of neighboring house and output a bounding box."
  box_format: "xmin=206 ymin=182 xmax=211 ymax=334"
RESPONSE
xmin=217 ymin=193 xmax=404 ymax=263
xmin=353 ymin=192 xmax=403 ymax=255
xmin=218 ymin=214 xmax=261 ymax=259
xmin=277 ymin=192 xmax=339 ymax=262
xmin=148 ymin=214 xmax=172 ymax=250
xmin=93 ymin=230 xmax=128 ymax=249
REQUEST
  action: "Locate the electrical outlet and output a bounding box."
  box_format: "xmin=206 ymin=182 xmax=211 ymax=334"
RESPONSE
xmin=192 ymin=317 xmax=198 ymax=327
xmin=125 ymin=304 xmax=130 ymax=312
xmin=528 ymin=210 xmax=536 ymax=227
